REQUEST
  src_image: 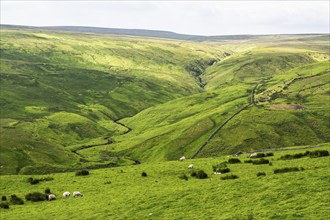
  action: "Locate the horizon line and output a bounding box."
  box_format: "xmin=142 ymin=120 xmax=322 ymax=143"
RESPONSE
xmin=1 ymin=23 xmax=329 ymax=37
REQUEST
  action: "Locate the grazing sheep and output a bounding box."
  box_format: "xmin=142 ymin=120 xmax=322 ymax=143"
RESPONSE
xmin=62 ymin=192 xmax=70 ymax=198
xmin=213 ymin=172 xmax=222 ymax=175
xmin=179 ymin=156 xmax=186 ymax=161
xmin=188 ymin=164 xmax=194 ymax=169
xmin=48 ymin=194 xmax=56 ymax=201
xmin=249 ymin=152 xmax=257 ymax=158
xmin=73 ymin=191 xmax=83 ymax=198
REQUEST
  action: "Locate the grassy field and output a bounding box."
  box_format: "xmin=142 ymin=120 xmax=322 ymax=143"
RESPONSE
xmin=0 ymin=27 xmax=329 ymax=174
xmin=0 ymin=146 xmax=329 ymax=219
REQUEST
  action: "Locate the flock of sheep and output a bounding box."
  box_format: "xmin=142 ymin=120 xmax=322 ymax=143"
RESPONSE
xmin=48 ymin=191 xmax=83 ymax=201
xmin=49 ymin=153 xmax=251 ymax=201
xmin=179 ymin=156 xmax=194 ymax=169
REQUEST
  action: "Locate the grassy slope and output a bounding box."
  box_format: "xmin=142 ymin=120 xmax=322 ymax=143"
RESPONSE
xmin=0 ymin=29 xmax=329 ymax=174
xmin=199 ymin=60 xmax=330 ymax=157
xmin=0 ymin=29 xmax=227 ymax=174
xmin=100 ymin=45 xmax=329 ymax=161
xmin=0 ymin=146 xmax=329 ymax=219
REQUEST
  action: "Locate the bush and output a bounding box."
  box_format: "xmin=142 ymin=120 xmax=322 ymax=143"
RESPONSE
xmin=213 ymin=162 xmax=230 ymax=173
xmin=266 ymin=152 xmax=274 ymax=157
xmin=25 ymin=192 xmax=48 ymax=202
xmin=309 ymin=150 xmax=329 ymax=158
xmin=252 ymin=158 xmax=269 ymax=165
xmin=257 ymin=172 xmax=266 ymax=177
xmin=30 ymin=179 xmax=40 ymax=185
xmin=228 ymin=158 xmax=241 ymax=164
xmin=179 ymin=174 xmax=188 ymax=180
xmin=141 ymin=171 xmax=147 ymax=177
xmin=75 ymin=170 xmax=90 ymax=176
xmin=0 ymin=203 xmax=9 ymax=209
xmin=27 ymin=177 xmax=54 ymax=185
xmin=44 ymin=188 xmax=51 ymax=194
xmin=1 ymin=196 xmax=7 ymax=201
xmin=195 ymin=170 xmax=208 ymax=179
xmin=280 ymin=150 xmax=329 ymax=160
xmin=190 ymin=170 xmax=208 ymax=179
xmin=256 ymin=153 xmax=266 ymax=158
xmin=10 ymin=195 xmax=24 ymax=205
xmin=244 ymin=160 xmax=253 ymax=163
xmin=220 ymin=174 xmax=239 ymax=180
xmin=274 ymin=167 xmax=301 ymax=174
xmin=27 ymin=177 xmax=40 ymax=185
xmin=280 ymin=152 xmax=308 ymax=160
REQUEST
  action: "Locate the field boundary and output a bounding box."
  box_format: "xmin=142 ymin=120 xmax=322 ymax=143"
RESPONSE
xmin=190 ymin=83 xmax=259 ymax=159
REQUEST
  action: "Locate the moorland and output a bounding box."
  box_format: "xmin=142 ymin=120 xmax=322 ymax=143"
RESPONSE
xmin=0 ymin=25 xmax=329 ymax=219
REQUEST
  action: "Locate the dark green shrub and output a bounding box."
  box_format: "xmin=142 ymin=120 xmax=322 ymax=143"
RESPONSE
xmin=244 ymin=160 xmax=253 ymax=163
xmin=220 ymin=174 xmax=239 ymax=180
xmin=228 ymin=158 xmax=241 ymax=164
xmin=257 ymin=172 xmax=266 ymax=177
xmin=44 ymin=188 xmax=51 ymax=194
xmin=280 ymin=153 xmax=305 ymax=160
xmin=10 ymin=195 xmax=24 ymax=205
xmin=252 ymin=158 xmax=269 ymax=165
xmin=75 ymin=170 xmax=90 ymax=176
xmin=1 ymin=196 xmax=6 ymax=201
xmin=213 ymin=162 xmax=230 ymax=173
xmin=179 ymin=174 xmax=188 ymax=180
xmin=266 ymin=152 xmax=274 ymax=157
xmin=25 ymin=192 xmax=48 ymax=202
xmin=30 ymin=179 xmax=40 ymax=185
xmin=141 ymin=171 xmax=147 ymax=177
xmin=219 ymin=168 xmax=230 ymax=173
xmin=274 ymin=167 xmax=300 ymax=174
xmin=280 ymin=151 xmax=312 ymax=160
xmin=195 ymin=170 xmax=208 ymax=179
xmin=256 ymin=153 xmax=266 ymax=158
xmin=27 ymin=177 xmax=54 ymax=184
xmin=0 ymin=203 xmax=9 ymax=209
xmin=309 ymin=150 xmax=329 ymax=158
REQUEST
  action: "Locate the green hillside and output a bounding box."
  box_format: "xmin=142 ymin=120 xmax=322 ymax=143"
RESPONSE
xmin=0 ymin=146 xmax=329 ymax=219
xmin=0 ymin=27 xmax=329 ymax=174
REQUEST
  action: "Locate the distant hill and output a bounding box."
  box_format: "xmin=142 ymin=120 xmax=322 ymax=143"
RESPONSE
xmin=0 ymin=24 xmax=274 ymax=41
xmin=1 ymin=24 xmax=203 ymax=40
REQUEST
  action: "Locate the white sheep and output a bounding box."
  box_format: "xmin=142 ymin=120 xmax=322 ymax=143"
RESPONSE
xmin=62 ymin=192 xmax=70 ymax=198
xmin=249 ymin=152 xmax=257 ymax=158
xmin=73 ymin=191 xmax=83 ymax=198
xmin=179 ymin=156 xmax=186 ymax=161
xmin=188 ymin=164 xmax=194 ymax=169
xmin=48 ymin=194 xmax=56 ymax=201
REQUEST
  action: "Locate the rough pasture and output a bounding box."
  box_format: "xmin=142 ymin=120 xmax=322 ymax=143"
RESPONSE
xmin=1 ymin=146 xmax=329 ymax=219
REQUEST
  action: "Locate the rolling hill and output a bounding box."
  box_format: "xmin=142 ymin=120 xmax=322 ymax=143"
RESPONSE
xmin=0 ymin=26 xmax=329 ymax=174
